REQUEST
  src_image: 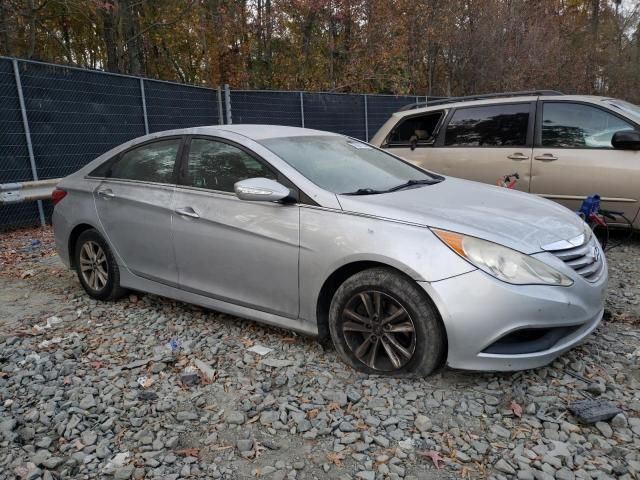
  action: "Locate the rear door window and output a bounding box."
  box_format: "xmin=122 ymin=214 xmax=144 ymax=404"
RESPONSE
xmin=92 ymin=139 xmax=181 ymax=183
xmin=444 ymin=104 xmax=530 ymax=147
xmin=541 ymin=102 xmax=636 ymax=148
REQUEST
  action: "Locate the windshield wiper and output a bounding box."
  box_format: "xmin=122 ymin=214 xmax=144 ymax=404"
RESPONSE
xmin=341 ymin=187 xmax=385 ymax=196
xmin=384 ymin=178 xmax=443 ymax=192
xmin=341 ymin=179 xmax=443 ymax=196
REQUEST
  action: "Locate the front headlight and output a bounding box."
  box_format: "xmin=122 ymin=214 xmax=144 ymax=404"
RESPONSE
xmin=432 ymin=229 xmax=573 ymax=286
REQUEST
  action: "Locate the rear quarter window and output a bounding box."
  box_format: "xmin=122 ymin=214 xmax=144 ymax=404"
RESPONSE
xmin=387 ymin=111 xmax=444 ymax=146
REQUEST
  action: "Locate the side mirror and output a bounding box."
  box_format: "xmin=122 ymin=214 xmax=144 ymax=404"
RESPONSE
xmin=612 ymin=130 xmax=640 ymax=150
xmin=234 ymin=178 xmax=291 ymax=202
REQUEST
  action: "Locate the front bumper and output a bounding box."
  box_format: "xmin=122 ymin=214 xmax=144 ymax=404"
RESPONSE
xmin=420 ymin=264 xmax=607 ymax=371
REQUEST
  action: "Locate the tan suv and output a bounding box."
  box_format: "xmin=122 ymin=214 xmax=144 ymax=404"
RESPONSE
xmin=371 ymin=91 xmax=640 ymax=228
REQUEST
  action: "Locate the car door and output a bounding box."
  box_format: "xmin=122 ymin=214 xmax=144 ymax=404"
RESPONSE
xmin=92 ymin=137 xmax=182 ymax=286
xmin=422 ymin=102 xmax=535 ymax=193
xmin=171 ymin=136 xmax=300 ymax=318
xmin=531 ymin=101 xmax=640 ymax=220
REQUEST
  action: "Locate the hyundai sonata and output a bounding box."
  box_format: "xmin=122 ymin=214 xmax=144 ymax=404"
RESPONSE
xmin=52 ymin=125 xmax=607 ymax=376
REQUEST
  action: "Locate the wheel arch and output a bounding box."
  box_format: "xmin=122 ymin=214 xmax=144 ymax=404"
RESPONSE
xmin=315 ymin=260 xmax=447 ymax=355
xmin=68 ymin=223 xmax=97 ymax=270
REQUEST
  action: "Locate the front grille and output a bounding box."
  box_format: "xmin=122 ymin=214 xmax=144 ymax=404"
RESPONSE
xmin=549 ymin=236 xmax=604 ymax=282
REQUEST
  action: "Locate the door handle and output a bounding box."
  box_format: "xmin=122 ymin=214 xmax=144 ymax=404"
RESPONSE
xmin=175 ymin=207 xmax=200 ymax=219
xmin=507 ymin=153 xmax=529 ymax=161
xmin=97 ymin=188 xmax=115 ymax=199
xmin=534 ymin=154 xmax=559 ymax=162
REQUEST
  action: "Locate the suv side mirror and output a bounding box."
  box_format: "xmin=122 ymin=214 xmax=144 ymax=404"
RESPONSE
xmin=234 ymin=178 xmax=291 ymax=202
xmin=612 ymin=130 xmax=640 ymax=150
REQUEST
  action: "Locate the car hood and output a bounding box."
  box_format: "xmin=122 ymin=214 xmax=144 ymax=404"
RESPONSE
xmin=336 ymin=177 xmax=586 ymax=254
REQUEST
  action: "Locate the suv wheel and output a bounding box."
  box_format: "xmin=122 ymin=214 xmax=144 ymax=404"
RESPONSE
xmin=328 ymin=267 xmax=445 ymax=377
xmin=74 ymin=229 xmax=127 ymax=301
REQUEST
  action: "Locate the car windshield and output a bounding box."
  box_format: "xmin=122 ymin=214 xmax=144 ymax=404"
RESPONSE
xmin=607 ymin=99 xmax=640 ymax=120
xmin=259 ymin=135 xmax=440 ymax=194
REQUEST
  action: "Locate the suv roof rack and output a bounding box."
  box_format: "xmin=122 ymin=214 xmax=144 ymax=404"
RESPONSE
xmin=397 ymin=90 xmax=564 ymax=112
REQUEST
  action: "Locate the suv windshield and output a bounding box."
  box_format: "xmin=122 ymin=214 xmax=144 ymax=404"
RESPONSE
xmin=260 ymin=135 xmax=441 ymax=194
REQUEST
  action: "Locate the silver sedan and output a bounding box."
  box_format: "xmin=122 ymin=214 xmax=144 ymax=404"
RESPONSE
xmin=52 ymin=125 xmax=608 ymax=376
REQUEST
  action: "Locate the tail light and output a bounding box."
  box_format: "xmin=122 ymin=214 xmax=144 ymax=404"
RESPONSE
xmin=52 ymin=188 xmax=67 ymax=206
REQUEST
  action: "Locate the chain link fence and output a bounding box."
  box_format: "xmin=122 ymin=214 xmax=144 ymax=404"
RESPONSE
xmin=0 ymin=56 xmax=429 ymax=230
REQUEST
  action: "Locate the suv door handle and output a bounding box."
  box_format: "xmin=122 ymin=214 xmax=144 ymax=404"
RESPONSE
xmin=534 ymin=154 xmax=559 ymax=162
xmin=97 ymin=188 xmax=115 ymax=199
xmin=175 ymin=207 xmax=200 ymax=219
xmin=507 ymin=153 xmax=529 ymax=161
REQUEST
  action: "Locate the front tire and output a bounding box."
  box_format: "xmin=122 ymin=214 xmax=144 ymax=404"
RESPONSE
xmin=328 ymin=267 xmax=446 ymax=377
xmin=74 ymin=229 xmax=127 ymax=301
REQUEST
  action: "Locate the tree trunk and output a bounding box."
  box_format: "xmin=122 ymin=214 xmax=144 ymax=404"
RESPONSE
xmin=590 ymin=0 xmax=600 ymax=39
xmin=0 ymin=0 xmax=11 ymax=55
xmin=588 ymin=0 xmax=600 ymax=91
xmin=27 ymin=0 xmax=37 ymax=58
xmin=101 ymin=2 xmax=120 ymax=73
xmin=265 ymin=0 xmax=272 ymax=83
xmin=122 ymin=0 xmax=142 ymax=75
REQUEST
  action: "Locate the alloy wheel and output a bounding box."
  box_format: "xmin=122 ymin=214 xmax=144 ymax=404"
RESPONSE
xmin=79 ymin=241 xmax=108 ymax=291
xmin=341 ymin=290 xmax=416 ymax=372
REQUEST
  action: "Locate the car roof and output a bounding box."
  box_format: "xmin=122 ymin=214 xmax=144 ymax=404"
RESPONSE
xmin=393 ymin=95 xmax=617 ymax=118
xmin=150 ymin=124 xmax=340 ymax=141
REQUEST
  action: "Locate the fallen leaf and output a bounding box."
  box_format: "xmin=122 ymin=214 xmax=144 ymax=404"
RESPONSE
xmin=510 ymin=400 xmax=523 ymax=418
xmin=247 ymin=415 xmax=260 ymax=424
xmin=326 ymin=451 xmax=344 ymax=466
xmin=419 ymin=450 xmax=444 ymax=469
xmin=176 ymin=448 xmax=200 ymax=458
xmin=254 ymin=441 xmax=266 ymax=459
xmin=308 ymin=408 xmax=320 ymax=420
xmin=240 ymin=337 xmax=254 ymax=347
xmin=137 ymin=376 xmax=154 ymax=388
xmin=20 ymin=270 xmax=34 ymax=279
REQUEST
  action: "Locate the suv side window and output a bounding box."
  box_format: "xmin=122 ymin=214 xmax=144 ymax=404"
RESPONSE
xmin=541 ymin=102 xmax=636 ymax=148
xmin=444 ymin=104 xmax=530 ymax=147
xmin=184 ymin=138 xmax=276 ymax=192
xmin=92 ymin=139 xmax=181 ymax=183
xmin=386 ymin=111 xmax=444 ymax=147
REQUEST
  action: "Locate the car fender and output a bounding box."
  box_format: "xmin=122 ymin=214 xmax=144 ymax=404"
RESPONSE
xmin=298 ymin=206 xmax=475 ymax=325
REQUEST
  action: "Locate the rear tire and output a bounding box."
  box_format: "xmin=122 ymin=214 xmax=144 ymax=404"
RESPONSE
xmin=328 ymin=267 xmax=445 ymax=377
xmin=74 ymin=229 xmax=127 ymax=301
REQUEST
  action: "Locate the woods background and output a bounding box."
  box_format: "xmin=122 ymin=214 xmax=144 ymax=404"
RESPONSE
xmin=1 ymin=0 xmax=639 ymax=102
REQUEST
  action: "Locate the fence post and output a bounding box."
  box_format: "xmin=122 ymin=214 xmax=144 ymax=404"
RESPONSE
xmin=139 ymin=78 xmax=149 ymax=135
xmin=12 ymin=59 xmax=45 ymax=227
xmin=216 ymin=87 xmax=224 ymax=125
xmin=363 ymin=94 xmax=369 ymax=142
xmin=299 ymin=92 xmax=305 ymax=128
xmin=224 ymin=84 xmax=232 ymax=124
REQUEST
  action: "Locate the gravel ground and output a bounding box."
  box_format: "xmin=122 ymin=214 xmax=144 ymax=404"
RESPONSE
xmin=0 ymin=227 xmax=639 ymax=480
